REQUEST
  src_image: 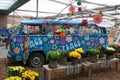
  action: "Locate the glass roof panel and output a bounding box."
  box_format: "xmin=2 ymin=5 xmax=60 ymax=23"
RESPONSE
xmin=0 ymin=0 xmax=17 ymax=10
xmin=86 ymin=0 xmax=120 ymax=6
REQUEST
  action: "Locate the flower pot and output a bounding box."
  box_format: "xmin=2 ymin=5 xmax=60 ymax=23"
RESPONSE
xmin=71 ymin=58 xmax=78 ymax=65
xmin=58 ymin=57 xmax=67 ymax=65
xmin=90 ymin=56 xmax=97 ymax=63
xmin=49 ymin=60 xmax=58 ymax=69
xmin=106 ymin=55 xmax=113 ymax=60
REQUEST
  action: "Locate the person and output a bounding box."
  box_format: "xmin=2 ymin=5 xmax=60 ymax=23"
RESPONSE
xmin=6 ymin=25 xmax=17 ymax=49
xmin=114 ymin=30 xmax=120 ymax=42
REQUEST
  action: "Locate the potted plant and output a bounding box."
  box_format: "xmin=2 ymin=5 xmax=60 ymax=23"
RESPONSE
xmin=75 ymin=48 xmax=85 ymax=63
xmin=87 ymin=48 xmax=100 ymax=63
xmin=96 ymin=46 xmax=106 ymax=58
xmin=104 ymin=47 xmax=115 ymax=60
xmin=22 ymin=70 xmax=39 ymax=80
xmin=69 ymin=51 xmax=81 ymax=65
xmin=58 ymin=50 xmax=68 ymax=65
xmin=109 ymin=44 xmax=119 ymax=53
xmin=46 ymin=51 xmax=60 ymax=69
xmin=7 ymin=66 xmax=25 ymax=77
xmin=5 ymin=76 xmax=22 ymax=80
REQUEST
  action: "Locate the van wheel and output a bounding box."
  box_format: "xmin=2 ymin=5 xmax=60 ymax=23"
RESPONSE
xmin=28 ymin=53 xmax=45 ymax=67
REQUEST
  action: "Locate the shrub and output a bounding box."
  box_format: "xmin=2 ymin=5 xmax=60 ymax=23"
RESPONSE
xmin=87 ymin=48 xmax=100 ymax=57
xmin=46 ymin=51 xmax=60 ymax=61
xmin=109 ymin=44 xmax=119 ymax=52
xmin=58 ymin=50 xmax=68 ymax=59
xmin=105 ymin=47 xmax=116 ymax=55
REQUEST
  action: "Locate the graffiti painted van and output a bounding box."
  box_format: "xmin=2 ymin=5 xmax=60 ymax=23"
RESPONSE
xmin=7 ymin=19 xmax=108 ymax=67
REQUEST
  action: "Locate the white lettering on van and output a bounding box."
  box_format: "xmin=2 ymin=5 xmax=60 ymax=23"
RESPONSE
xmin=38 ymin=38 xmax=43 ymax=45
xmin=20 ymin=43 xmax=24 ymax=51
xmin=60 ymin=40 xmax=81 ymax=51
xmin=30 ymin=41 xmax=35 ymax=48
xmin=70 ymin=43 xmax=74 ymax=50
xmin=30 ymin=38 xmax=43 ymax=48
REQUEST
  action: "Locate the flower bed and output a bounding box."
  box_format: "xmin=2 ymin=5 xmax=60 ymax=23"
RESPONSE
xmin=5 ymin=66 xmax=40 ymax=80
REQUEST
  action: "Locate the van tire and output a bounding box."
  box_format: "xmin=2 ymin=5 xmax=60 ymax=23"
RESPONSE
xmin=28 ymin=53 xmax=45 ymax=67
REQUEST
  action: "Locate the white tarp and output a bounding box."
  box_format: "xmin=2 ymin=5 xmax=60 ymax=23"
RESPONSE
xmin=96 ymin=21 xmax=115 ymax=28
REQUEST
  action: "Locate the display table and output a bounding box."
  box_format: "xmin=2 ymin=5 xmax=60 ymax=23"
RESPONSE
xmin=41 ymin=58 xmax=119 ymax=80
xmin=81 ymin=58 xmax=119 ymax=80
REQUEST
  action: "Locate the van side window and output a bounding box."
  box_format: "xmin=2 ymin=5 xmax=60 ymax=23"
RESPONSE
xmin=22 ymin=25 xmax=32 ymax=34
xmin=78 ymin=25 xmax=102 ymax=35
xmin=22 ymin=25 xmax=47 ymax=35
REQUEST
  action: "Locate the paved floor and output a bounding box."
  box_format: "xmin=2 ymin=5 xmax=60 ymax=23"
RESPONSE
xmin=0 ymin=46 xmax=8 ymax=58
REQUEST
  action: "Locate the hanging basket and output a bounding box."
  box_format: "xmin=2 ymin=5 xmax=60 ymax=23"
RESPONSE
xmin=49 ymin=60 xmax=58 ymax=69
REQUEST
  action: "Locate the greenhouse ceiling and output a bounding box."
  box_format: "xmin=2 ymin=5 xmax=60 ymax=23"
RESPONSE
xmin=10 ymin=0 xmax=120 ymax=21
xmin=0 ymin=0 xmax=29 ymax=14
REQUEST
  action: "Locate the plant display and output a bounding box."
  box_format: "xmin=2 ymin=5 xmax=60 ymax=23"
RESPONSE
xmin=22 ymin=70 xmax=39 ymax=80
xmin=7 ymin=66 xmax=25 ymax=77
xmin=5 ymin=76 xmax=22 ymax=80
xmin=69 ymin=51 xmax=81 ymax=59
xmin=105 ymin=47 xmax=115 ymax=55
xmin=46 ymin=51 xmax=60 ymax=61
xmin=87 ymin=48 xmax=100 ymax=57
xmin=75 ymin=48 xmax=84 ymax=54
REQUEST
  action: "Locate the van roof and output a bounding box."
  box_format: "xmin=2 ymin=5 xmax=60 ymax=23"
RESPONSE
xmin=21 ymin=19 xmax=95 ymax=25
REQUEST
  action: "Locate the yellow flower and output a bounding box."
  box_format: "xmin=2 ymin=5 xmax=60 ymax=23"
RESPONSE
xmin=69 ymin=51 xmax=81 ymax=59
xmin=5 ymin=76 xmax=22 ymax=80
xmin=22 ymin=70 xmax=39 ymax=79
xmin=75 ymin=48 xmax=84 ymax=54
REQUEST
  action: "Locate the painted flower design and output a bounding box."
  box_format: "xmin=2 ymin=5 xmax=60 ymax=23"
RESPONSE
xmin=47 ymin=33 xmax=53 ymax=39
xmin=90 ymin=37 xmax=94 ymax=42
xmin=43 ymin=37 xmax=48 ymax=42
xmin=54 ymin=34 xmax=59 ymax=39
xmin=60 ymin=40 xmax=65 ymax=45
xmin=17 ymin=37 xmax=24 ymax=43
xmin=11 ymin=42 xmax=15 ymax=48
xmin=81 ymin=40 xmax=85 ymax=44
xmin=14 ymin=47 xmax=20 ymax=54
xmin=16 ymin=55 xmax=22 ymax=61
xmin=74 ymin=36 xmax=78 ymax=40
xmin=50 ymin=39 xmax=55 ymax=44
xmin=84 ymin=36 xmax=89 ymax=41
xmin=56 ymin=40 xmax=59 ymax=44
xmin=66 ymin=35 xmax=72 ymax=42
xmin=44 ymin=44 xmax=51 ymax=50
xmin=52 ymin=44 xmax=58 ymax=50
xmin=99 ymin=37 xmax=105 ymax=44
xmin=86 ymin=42 xmax=90 ymax=46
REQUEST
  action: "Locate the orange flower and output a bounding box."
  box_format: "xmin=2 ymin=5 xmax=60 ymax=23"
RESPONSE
xmin=14 ymin=47 xmax=20 ymax=54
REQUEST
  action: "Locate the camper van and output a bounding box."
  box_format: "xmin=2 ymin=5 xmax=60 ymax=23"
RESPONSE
xmin=7 ymin=19 xmax=108 ymax=67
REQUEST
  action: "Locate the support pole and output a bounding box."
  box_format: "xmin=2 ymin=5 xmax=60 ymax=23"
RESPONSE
xmin=36 ymin=0 xmax=39 ymax=19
